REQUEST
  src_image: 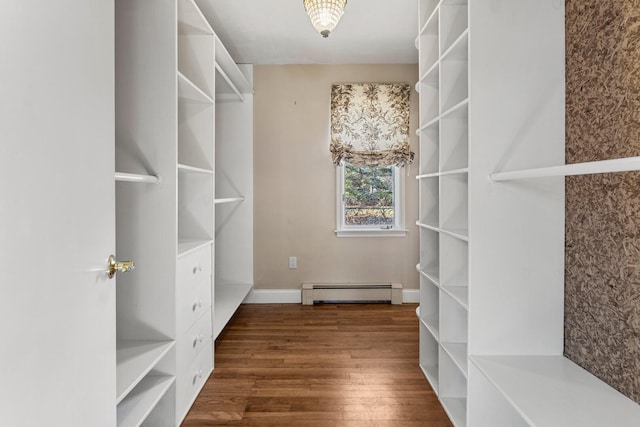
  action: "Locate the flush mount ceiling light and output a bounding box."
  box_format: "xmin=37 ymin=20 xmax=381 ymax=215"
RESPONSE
xmin=303 ymin=0 xmax=347 ymax=38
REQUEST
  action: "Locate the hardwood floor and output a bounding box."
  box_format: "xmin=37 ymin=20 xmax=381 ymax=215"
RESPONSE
xmin=183 ymin=303 xmax=452 ymax=426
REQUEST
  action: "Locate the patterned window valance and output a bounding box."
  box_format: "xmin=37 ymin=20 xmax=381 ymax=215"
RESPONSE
xmin=330 ymin=83 xmax=414 ymax=167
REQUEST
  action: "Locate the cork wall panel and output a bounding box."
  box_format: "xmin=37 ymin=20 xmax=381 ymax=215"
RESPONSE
xmin=565 ymin=0 xmax=640 ymax=403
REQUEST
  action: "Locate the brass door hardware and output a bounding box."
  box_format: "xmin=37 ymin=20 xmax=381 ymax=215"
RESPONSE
xmin=107 ymin=255 xmax=135 ymax=279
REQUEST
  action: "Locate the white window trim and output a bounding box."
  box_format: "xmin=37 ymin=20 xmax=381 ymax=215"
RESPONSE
xmin=335 ymin=163 xmax=407 ymax=238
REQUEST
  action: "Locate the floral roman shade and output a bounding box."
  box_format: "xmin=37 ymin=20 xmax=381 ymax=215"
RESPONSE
xmin=330 ymin=83 xmax=414 ymax=167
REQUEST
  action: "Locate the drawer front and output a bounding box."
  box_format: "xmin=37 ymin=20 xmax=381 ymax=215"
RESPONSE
xmin=177 ymin=307 xmax=212 ymax=373
xmin=177 ymin=337 xmax=213 ymax=421
xmin=177 ymin=245 xmax=212 ymax=296
xmin=177 ymin=277 xmax=212 ymax=334
xmin=177 ymin=246 xmax=212 ymax=332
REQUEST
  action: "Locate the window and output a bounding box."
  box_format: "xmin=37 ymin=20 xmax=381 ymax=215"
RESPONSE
xmin=336 ymin=162 xmax=406 ymax=237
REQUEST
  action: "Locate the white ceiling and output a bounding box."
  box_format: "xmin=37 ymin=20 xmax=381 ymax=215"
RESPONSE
xmin=196 ymin=0 xmax=419 ymax=64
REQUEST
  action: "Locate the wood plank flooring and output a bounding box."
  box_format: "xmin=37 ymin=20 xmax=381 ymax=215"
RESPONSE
xmin=182 ymin=303 xmax=452 ymax=426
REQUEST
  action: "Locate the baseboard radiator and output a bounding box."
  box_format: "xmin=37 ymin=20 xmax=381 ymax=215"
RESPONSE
xmin=302 ymin=282 xmax=402 ymax=305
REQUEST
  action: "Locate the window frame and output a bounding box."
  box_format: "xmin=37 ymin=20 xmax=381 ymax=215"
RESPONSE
xmin=335 ymin=162 xmax=407 ymax=238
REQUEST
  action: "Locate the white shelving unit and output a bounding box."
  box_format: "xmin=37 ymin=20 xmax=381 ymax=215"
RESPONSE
xmin=192 ymin=1 xmax=254 ymax=343
xmin=114 ymin=0 xmax=253 ymax=424
xmin=115 ymin=0 xmax=185 ymax=423
xmin=415 ymin=1 xmax=640 ymax=426
xmin=116 ymin=341 xmax=175 ymax=404
xmin=212 ymin=60 xmax=254 ymax=339
xmin=416 ymin=3 xmax=469 ymax=423
xmin=174 ymin=1 xmax=216 ymax=422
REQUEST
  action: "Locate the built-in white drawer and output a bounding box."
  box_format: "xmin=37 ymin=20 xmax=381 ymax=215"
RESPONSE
xmin=177 ymin=244 xmax=212 ymax=290
xmin=176 ymin=336 xmax=213 ymax=421
xmin=177 ymin=277 xmax=211 ymax=334
xmin=177 ymin=245 xmax=212 ymax=332
xmin=177 ymin=307 xmax=212 ymax=373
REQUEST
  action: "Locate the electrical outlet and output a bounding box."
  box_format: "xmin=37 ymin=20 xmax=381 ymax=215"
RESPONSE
xmin=289 ymin=256 xmax=297 ymax=269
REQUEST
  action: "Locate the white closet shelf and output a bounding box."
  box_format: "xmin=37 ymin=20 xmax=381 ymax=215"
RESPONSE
xmin=418 ymin=267 xmax=441 ymax=287
xmin=441 ymin=28 xmax=469 ymax=62
xmin=178 ymin=71 xmax=214 ymax=104
xmin=416 ymin=116 xmax=441 ymax=134
xmin=215 ymin=64 xmax=244 ymax=102
xmin=421 ymin=363 xmax=440 ymax=395
xmin=416 ymin=221 xmax=469 ymax=242
xmin=117 ymin=375 xmax=174 ymax=427
xmin=214 ymin=196 xmax=245 ymax=205
xmin=440 ymin=227 xmax=469 ymax=242
xmin=177 ymin=163 xmax=214 ymax=175
xmin=116 ymin=340 xmax=174 ymax=404
xmin=441 ymin=285 xmax=468 ymax=309
xmin=177 ymin=0 xmax=214 ymax=35
xmin=419 ymin=61 xmax=440 ymax=86
xmin=416 ymin=221 xmax=440 ymax=232
xmin=490 ymin=156 xmax=640 ymax=182
xmin=470 ymin=355 xmax=640 ymax=427
xmin=419 ymin=4 xmax=439 ymax=36
xmin=416 ymin=99 xmax=470 ymax=135
xmin=178 ymin=239 xmax=213 ymax=258
xmin=214 ymin=283 xmax=253 ymax=339
xmin=441 ymin=99 xmax=469 ymax=120
xmin=115 ymin=172 xmax=160 ymax=184
xmin=440 ymin=397 xmax=467 ymax=427
xmin=421 ymin=316 xmax=440 ymax=340
xmin=441 ymin=342 xmax=468 ymax=378
xmin=215 ymin=37 xmax=252 ymax=101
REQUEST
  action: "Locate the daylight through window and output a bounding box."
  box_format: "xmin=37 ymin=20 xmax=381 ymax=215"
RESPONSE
xmin=344 ymin=163 xmax=395 ymax=226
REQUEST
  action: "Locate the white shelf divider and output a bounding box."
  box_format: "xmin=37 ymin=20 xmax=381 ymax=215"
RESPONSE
xmin=115 ymin=172 xmax=160 ymax=184
xmin=470 ymin=356 xmax=640 ymax=427
xmin=116 ymin=375 xmax=174 ymax=427
xmin=490 ymin=156 xmax=640 ymax=182
xmin=213 ymin=283 xmax=253 ymax=339
xmin=116 ymin=340 xmax=174 ymax=404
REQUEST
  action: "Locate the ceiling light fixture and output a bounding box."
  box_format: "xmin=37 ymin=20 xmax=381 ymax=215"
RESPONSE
xmin=303 ymin=0 xmax=347 ymax=38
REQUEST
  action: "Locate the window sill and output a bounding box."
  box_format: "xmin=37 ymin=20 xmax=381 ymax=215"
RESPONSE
xmin=334 ymin=228 xmax=408 ymax=238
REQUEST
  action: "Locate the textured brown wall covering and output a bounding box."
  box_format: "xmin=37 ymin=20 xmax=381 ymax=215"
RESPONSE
xmin=565 ymin=0 xmax=640 ymax=404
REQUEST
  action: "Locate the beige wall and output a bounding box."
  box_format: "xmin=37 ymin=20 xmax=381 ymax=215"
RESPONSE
xmin=253 ymin=64 xmax=419 ymax=291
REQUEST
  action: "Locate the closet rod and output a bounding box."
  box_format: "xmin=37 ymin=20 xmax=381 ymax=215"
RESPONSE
xmin=214 ymin=196 xmax=245 ymax=205
xmin=215 ymin=63 xmax=245 ymax=102
xmin=490 ymin=156 xmax=640 ymax=182
xmin=115 ymin=172 xmax=160 ymax=184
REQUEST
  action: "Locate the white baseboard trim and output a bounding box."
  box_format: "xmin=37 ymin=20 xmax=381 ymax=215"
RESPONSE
xmin=402 ymin=289 xmax=419 ymax=303
xmin=242 ymin=288 xmax=420 ymax=304
xmin=242 ymin=289 xmax=302 ymax=304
